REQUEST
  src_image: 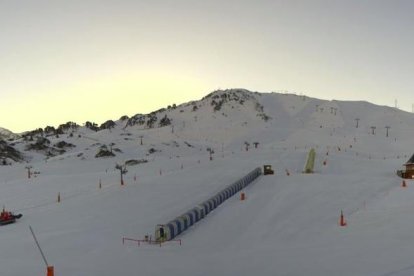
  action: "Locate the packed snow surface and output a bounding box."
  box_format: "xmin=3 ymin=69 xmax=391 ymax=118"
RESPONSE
xmin=1 ymin=90 xmax=414 ymax=276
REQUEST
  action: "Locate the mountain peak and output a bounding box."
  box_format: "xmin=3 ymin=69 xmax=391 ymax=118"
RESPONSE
xmin=202 ymin=88 xmax=257 ymax=100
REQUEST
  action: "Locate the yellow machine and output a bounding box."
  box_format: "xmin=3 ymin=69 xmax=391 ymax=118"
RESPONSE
xmin=263 ymin=165 xmax=274 ymax=175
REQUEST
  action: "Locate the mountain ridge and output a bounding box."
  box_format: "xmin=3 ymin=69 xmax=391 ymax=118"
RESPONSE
xmin=2 ymin=89 xmax=414 ymax=166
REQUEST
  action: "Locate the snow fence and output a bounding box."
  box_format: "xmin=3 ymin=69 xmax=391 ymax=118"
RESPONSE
xmin=155 ymin=167 xmax=262 ymax=241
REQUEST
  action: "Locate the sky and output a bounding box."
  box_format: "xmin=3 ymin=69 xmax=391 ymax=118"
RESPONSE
xmin=1 ymin=0 xmax=414 ymax=133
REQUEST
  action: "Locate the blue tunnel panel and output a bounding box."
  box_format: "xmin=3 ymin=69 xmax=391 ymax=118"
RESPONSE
xmin=184 ymin=212 xmax=194 ymax=226
xmin=174 ymin=219 xmax=182 ymax=235
xmin=178 ymin=216 xmax=188 ymax=231
xmin=208 ymin=198 xmax=216 ymax=210
xmin=213 ymin=195 xmax=221 ymax=206
xmin=201 ymin=201 xmax=210 ymax=215
xmin=187 ymin=209 xmax=197 ymax=225
xmin=168 ymin=220 xmax=179 ymax=238
xmin=166 ymin=223 xmax=175 ymax=240
xmin=197 ymin=206 xmax=205 ymax=219
xmin=222 ymin=189 xmax=229 ymax=200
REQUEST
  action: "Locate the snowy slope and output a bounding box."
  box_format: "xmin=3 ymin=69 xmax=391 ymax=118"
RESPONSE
xmin=1 ymin=90 xmax=414 ymax=275
xmin=0 ymin=127 xmax=20 ymax=140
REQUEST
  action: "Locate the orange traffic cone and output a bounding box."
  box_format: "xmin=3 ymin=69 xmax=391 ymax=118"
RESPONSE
xmin=339 ymin=210 xmax=347 ymax=227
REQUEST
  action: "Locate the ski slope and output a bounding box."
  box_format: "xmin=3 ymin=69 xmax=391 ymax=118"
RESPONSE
xmin=1 ymin=90 xmax=414 ymax=276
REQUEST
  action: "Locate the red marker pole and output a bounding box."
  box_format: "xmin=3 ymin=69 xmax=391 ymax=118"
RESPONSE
xmin=340 ymin=210 xmax=347 ymax=227
xmin=29 ymin=226 xmax=54 ymax=276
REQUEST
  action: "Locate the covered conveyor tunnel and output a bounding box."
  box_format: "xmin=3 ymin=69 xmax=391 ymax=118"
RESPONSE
xmin=155 ymin=167 xmax=262 ymax=241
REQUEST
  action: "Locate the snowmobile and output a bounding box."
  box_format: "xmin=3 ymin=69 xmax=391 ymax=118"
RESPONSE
xmin=0 ymin=208 xmax=22 ymax=226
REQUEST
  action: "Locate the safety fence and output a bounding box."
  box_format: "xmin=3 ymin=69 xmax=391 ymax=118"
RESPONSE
xmin=155 ymin=167 xmax=262 ymax=241
xmin=122 ymin=237 xmax=181 ymax=247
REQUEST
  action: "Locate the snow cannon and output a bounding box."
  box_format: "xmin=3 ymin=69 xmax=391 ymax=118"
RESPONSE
xmin=0 ymin=208 xmax=22 ymax=226
xmin=263 ymin=165 xmax=274 ymax=175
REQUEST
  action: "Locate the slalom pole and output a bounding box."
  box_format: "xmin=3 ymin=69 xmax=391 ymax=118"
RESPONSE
xmin=29 ymin=226 xmax=54 ymax=276
xmin=339 ymin=210 xmax=347 ymax=227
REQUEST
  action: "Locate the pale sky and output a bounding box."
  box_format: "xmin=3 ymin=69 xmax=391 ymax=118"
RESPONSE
xmin=1 ymin=0 xmax=414 ymax=133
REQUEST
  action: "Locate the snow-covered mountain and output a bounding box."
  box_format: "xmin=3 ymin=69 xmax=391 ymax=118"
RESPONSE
xmin=1 ymin=89 xmax=414 ymax=276
xmin=5 ymin=89 xmax=414 ymax=166
xmin=0 ymin=127 xmax=20 ymax=140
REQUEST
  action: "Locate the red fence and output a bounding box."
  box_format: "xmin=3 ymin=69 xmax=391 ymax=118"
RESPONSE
xmin=122 ymin=237 xmax=181 ymax=247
